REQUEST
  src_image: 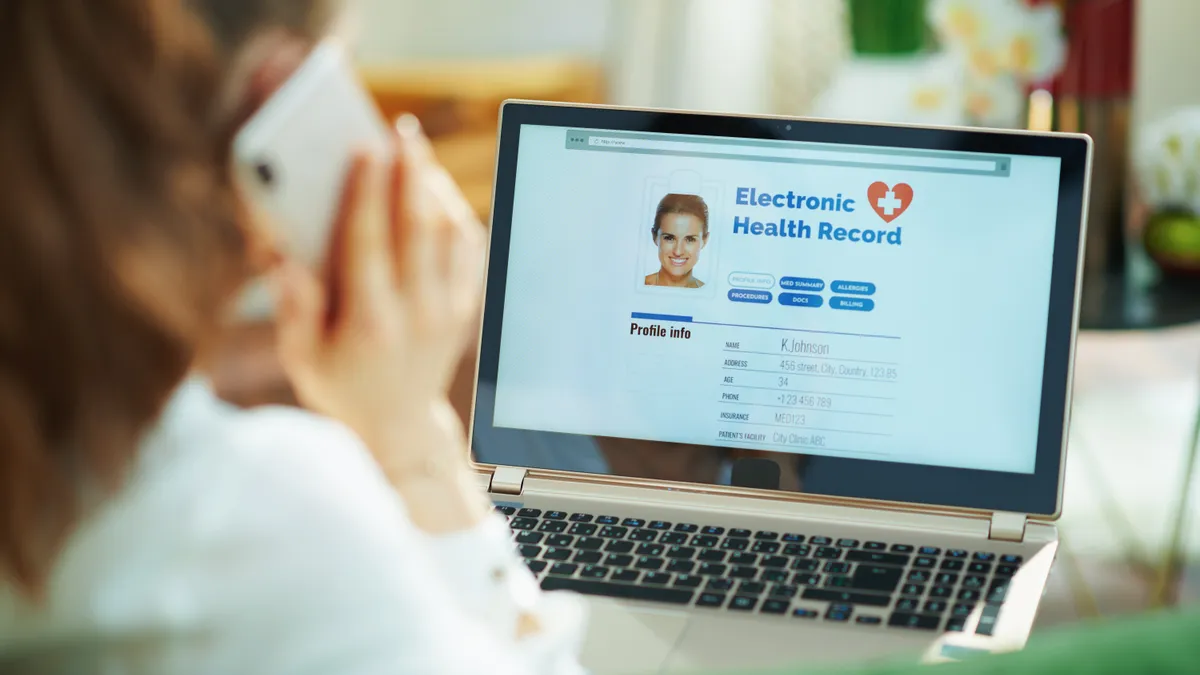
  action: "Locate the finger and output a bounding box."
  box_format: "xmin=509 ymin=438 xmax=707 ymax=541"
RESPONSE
xmin=393 ymin=119 xmax=440 ymax=290
xmin=272 ymin=261 xmax=326 ymax=372
xmin=324 ymin=152 xmax=369 ymax=333
xmin=334 ymin=150 xmax=394 ymax=330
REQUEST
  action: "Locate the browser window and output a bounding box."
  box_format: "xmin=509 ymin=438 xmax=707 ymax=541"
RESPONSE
xmin=492 ymin=125 xmax=1061 ymax=474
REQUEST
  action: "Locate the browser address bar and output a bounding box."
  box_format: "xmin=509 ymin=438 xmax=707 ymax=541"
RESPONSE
xmin=586 ymin=135 xmax=997 ymax=172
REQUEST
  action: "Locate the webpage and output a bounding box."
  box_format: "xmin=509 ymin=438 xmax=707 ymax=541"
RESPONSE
xmin=492 ymin=125 xmax=1061 ymax=474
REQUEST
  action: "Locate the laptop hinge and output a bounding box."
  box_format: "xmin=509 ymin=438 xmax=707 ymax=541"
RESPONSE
xmin=489 ymin=466 xmax=527 ymax=496
xmin=989 ymin=511 xmax=1027 ymax=542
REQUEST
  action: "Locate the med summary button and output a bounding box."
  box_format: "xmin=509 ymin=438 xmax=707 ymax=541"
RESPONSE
xmin=829 ymin=296 xmax=875 ymax=312
xmin=830 ymin=280 xmax=876 ymax=295
xmin=778 ymin=292 xmax=824 ymax=308
xmin=780 ymin=276 xmax=825 ymax=292
xmin=728 ymin=289 xmax=772 ymax=304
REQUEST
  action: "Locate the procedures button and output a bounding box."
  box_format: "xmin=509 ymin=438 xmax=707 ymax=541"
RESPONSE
xmin=830 ymin=280 xmax=876 ymax=296
xmin=830 ymin=297 xmax=875 ymax=312
xmin=780 ymin=277 xmax=825 ymax=292
xmin=728 ymin=289 xmax=772 ymax=304
xmin=778 ymin=292 xmax=824 ymax=308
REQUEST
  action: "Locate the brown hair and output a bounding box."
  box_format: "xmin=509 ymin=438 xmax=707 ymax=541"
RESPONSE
xmin=652 ymin=193 xmax=709 ymax=240
xmin=0 ymin=0 xmax=331 ymax=596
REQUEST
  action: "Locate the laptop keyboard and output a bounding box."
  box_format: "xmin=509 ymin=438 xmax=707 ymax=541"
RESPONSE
xmin=499 ymin=505 xmax=1020 ymax=634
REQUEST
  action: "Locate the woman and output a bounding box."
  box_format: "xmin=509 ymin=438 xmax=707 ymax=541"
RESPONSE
xmin=644 ymin=193 xmax=710 ymax=289
xmin=0 ymin=1 xmax=584 ymax=673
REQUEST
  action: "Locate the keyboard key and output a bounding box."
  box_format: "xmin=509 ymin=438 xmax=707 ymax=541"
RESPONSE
xmin=987 ymin=582 xmax=1009 ymax=604
xmin=701 ymin=526 xmax=725 ymax=536
xmin=569 ymin=513 xmax=593 ymax=522
xmin=901 ymin=584 xmax=925 ymax=596
xmin=636 ymin=543 xmax=665 ymax=557
xmin=730 ymin=596 xmax=759 ymax=611
xmin=792 ymin=559 xmax=819 ymax=572
xmin=575 ymin=537 xmax=603 ymax=551
xmin=496 ymin=505 xmax=517 ymax=515
xmin=976 ymin=604 xmax=1001 ymax=636
xmin=674 ymin=574 xmax=702 ymax=588
xmin=573 ymin=551 xmax=603 ymax=564
xmin=946 ymin=549 xmax=968 ymax=558
xmin=761 ymin=555 xmax=788 ymax=569
xmin=782 ymin=533 xmax=805 ymax=543
xmin=546 ymin=534 xmax=573 ymax=547
xmin=730 ymin=566 xmax=758 ymax=579
xmin=897 ymin=598 xmax=920 ymax=612
xmin=826 ymin=604 xmax=852 ymax=621
xmin=630 ymin=529 xmax=658 ymax=542
xmin=771 ymin=584 xmax=798 ymax=598
xmin=824 ymin=562 xmax=851 ymax=574
xmin=1000 ymin=554 xmax=1023 ymax=564
xmin=930 ymin=586 xmax=953 ymax=598
xmin=783 ymin=544 xmax=811 ymax=557
xmin=698 ymin=562 xmax=727 ymax=576
xmin=568 ymin=523 xmax=597 ymax=536
xmin=538 ymin=520 xmax=568 ymax=533
xmin=660 ymin=532 xmax=688 ymax=545
xmin=541 ymin=576 xmax=694 ymax=605
xmin=940 ymin=559 xmax=964 ymax=571
xmin=946 ymin=617 xmax=967 ymax=632
xmin=755 ymin=531 xmax=779 ymax=540
xmin=518 ymin=508 xmax=542 ymax=518
xmin=793 ymin=573 xmax=820 ymax=586
xmin=605 ymin=554 xmax=633 ymax=567
xmin=846 ymin=550 xmax=909 ymax=567
xmin=667 ymin=546 xmax=696 ymax=560
xmin=580 ymin=565 xmax=608 ymax=579
xmin=856 ymin=616 xmax=883 ymax=625
xmin=889 ymin=613 xmax=940 ymax=630
xmin=958 ymin=589 xmax=981 ymax=602
xmin=802 ymin=589 xmax=890 ymax=607
xmin=837 ymin=538 xmax=860 ymax=548
xmin=810 ymin=536 xmax=832 ymax=546
xmin=611 ymin=569 xmax=640 ymax=583
xmin=604 ymin=541 xmax=634 ymax=554
xmin=825 ymin=575 xmax=853 ymax=588
xmin=510 ymin=517 xmax=538 ymax=531
xmin=815 ymin=547 xmax=842 ymax=560
xmin=762 ymin=599 xmax=790 ymax=614
xmin=762 ymin=569 xmax=789 ymax=583
xmin=696 ymin=592 xmax=727 ymax=608
xmin=721 ymin=538 xmax=750 ymax=551
xmin=850 ymin=565 xmax=902 ymax=593
xmin=635 ymin=556 xmax=664 ymax=571
xmin=924 ymin=601 xmax=948 ymax=614
xmin=674 ymin=523 xmax=699 ymax=533
xmin=973 ymin=552 xmax=996 ymax=562
xmin=545 ymin=511 xmax=568 ymax=520
xmin=969 ymin=562 xmax=992 ymax=574
xmin=544 ymin=547 xmax=571 ymax=561
xmin=648 ymin=520 xmax=672 ymax=530
xmin=697 ymin=549 xmax=726 ymax=562
xmin=622 ymin=518 xmax=645 ymax=528
xmin=729 ymin=528 xmax=752 ymax=538
xmin=666 ymin=560 xmax=695 ymax=574
xmin=752 ymin=541 xmax=781 ymax=554
xmin=907 ymin=571 xmax=931 ymax=584
xmin=891 ymin=544 xmax=915 ymax=553
xmin=596 ymin=515 xmax=618 ymax=525
xmin=919 ymin=546 xmax=941 ymax=555
xmin=963 ymin=575 xmax=986 ymax=590
xmin=549 ymin=563 xmax=578 ymax=576
xmin=793 ymin=608 xmax=819 ymax=619
xmin=516 ymin=531 xmax=544 ymax=544
xmin=729 ymin=552 xmax=758 ymax=566
xmin=935 ymin=573 xmax=959 ymax=585
xmin=952 ymin=603 xmax=975 ymax=617
xmin=864 ymin=541 xmax=887 ymax=550
xmin=692 ymin=535 xmax=719 ymax=548
xmin=996 ymin=564 xmax=1019 ymax=577
xmin=643 ymin=572 xmax=671 ymax=585
xmin=913 ymin=556 xmax=937 ymax=569
xmin=598 ymin=526 xmax=628 ymax=539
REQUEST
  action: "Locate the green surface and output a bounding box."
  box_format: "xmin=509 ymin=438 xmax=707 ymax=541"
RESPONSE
xmin=848 ymin=0 xmax=928 ymax=55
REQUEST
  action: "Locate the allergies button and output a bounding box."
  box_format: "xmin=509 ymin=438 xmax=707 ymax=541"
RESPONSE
xmin=830 ymin=281 xmax=875 ymax=296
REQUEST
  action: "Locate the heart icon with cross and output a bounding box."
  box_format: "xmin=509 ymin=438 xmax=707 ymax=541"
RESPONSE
xmin=867 ymin=182 xmax=913 ymax=223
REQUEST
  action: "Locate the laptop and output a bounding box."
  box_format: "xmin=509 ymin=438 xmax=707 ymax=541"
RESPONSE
xmin=469 ymin=101 xmax=1091 ymax=674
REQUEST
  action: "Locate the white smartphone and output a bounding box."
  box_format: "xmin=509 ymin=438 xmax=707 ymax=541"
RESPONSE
xmin=232 ymin=39 xmax=392 ymax=270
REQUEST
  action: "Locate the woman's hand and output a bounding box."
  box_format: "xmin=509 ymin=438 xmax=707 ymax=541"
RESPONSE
xmin=272 ymin=118 xmax=487 ymax=509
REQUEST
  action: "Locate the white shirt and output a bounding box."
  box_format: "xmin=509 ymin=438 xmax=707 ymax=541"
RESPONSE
xmin=0 ymin=379 xmax=587 ymax=674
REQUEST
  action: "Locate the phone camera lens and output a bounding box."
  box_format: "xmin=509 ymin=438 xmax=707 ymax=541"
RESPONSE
xmin=254 ymin=160 xmax=275 ymax=187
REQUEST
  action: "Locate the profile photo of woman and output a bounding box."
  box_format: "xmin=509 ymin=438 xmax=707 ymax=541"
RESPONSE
xmin=644 ymin=193 xmax=709 ymax=289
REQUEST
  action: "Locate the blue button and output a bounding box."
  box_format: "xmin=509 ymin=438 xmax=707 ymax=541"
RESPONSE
xmin=728 ymin=288 xmax=772 ymax=304
xmin=830 ymin=280 xmax=875 ymax=295
xmin=830 ymin=297 xmax=875 ymax=312
xmin=778 ymin=292 xmax=823 ymax=308
xmin=780 ymin=276 xmax=825 ymax=291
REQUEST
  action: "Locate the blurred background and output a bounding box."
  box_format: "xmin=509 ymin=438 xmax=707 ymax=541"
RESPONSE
xmin=215 ymin=0 xmax=1200 ymax=632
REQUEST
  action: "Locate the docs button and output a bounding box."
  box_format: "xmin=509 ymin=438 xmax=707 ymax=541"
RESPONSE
xmin=829 ymin=297 xmax=875 ymax=312
xmin=778 ymin=292 xmax=824 ymax=308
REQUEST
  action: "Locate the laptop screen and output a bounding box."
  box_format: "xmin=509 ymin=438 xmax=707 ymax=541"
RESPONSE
xmin=474 ymin=105 xmax=1086 ymax=515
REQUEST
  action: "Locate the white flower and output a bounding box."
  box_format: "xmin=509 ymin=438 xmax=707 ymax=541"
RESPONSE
xmin=1000 ymin=3 xmax=1066 ymax=83
xmin=928 ymin=0 xmax=1066 ymax=84
xmin=963 ymin=74 xmax=1025 ymax=128
xmin=1135 ymin=108 xmax=1200 ymax=214
xmin=928 ymin=0 xmax=1021 ymax=49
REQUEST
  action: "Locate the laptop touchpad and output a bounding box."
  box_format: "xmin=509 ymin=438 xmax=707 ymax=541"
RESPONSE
xmin=580 ymin=598 xmax=689 ymax=675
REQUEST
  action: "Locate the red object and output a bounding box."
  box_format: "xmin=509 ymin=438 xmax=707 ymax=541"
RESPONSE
xmin=1051 ymin=0 xmax=1135 ymax=97
xmin=867 ymin=182 xmax=914 ymax=223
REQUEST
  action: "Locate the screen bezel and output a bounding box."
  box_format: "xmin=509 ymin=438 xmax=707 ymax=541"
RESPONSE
xmin=472 ymin=101 xmax=1089 ymax=518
